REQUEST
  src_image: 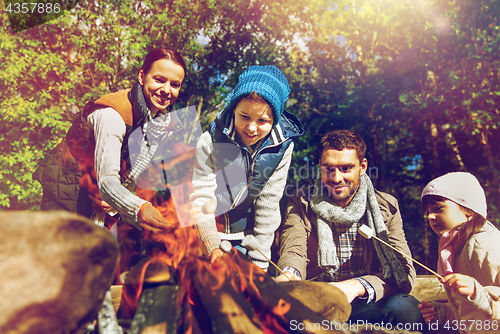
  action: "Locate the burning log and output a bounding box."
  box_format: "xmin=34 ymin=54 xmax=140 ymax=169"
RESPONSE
xmin=117 ymin=257 xmax=178 ymax=320
xmin=0 ymin=211 xmax=118 ymax=334
xmin=278 ymin=281 xmax=350 ymax=324
xmin=192 ymin=273 xmax=264 ymax=334
xmin=128 ymin=285 xmax=184 ymax=334
xmin=122 ymin=239 xmax=346 ymax=334
xmin=115 ymin=210 xmax=348 ymax=334
xmin=240 ymin=264 xmax=345 ymax=334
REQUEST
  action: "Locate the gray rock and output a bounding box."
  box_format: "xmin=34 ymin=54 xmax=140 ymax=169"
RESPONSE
xmin=0 ymin=210 xmax=119 ymax=334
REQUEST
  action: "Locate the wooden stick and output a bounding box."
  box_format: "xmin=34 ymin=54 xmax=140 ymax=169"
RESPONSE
xmin=254 ymin=249 xmax=292 ymax=281
xmin=242 ymin=235 xmax=293 ymax=281
xmin=371 ymin=234 xmax=443 ymax=280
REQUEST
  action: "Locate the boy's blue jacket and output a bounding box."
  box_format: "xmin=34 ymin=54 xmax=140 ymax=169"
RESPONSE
xmin=207 ymin=107 xmax=304 ymax=234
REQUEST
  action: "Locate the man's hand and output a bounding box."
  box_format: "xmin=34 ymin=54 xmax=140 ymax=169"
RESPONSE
xmin=442 ymin=273 xmax=476 ymax=299
xmin=328 ymin=279 xmax=367 ymax=303
xmin=274 ymin=271 xmax=301 ymax=282
xmin=138 ymin=202 xmax=174 ymax=233
xmin=418 ymin=301 xmax=436 ymax=323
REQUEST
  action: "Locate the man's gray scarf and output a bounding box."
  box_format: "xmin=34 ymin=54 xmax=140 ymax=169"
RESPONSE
xmin=310 ymin=173 xmax=410 ymax=290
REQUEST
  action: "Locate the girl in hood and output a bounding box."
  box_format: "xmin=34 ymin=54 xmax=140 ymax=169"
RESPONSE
xmin=419 ymin=172 xmax=500 ymax=334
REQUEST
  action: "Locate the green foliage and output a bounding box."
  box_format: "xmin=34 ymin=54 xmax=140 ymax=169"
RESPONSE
xmin=1 ymin=0 xmax=500 ymax=272
xmin=270 ymin=0 xmax=500 ymax=271
xmin=0 ymin=0 xmax=307 ymax=209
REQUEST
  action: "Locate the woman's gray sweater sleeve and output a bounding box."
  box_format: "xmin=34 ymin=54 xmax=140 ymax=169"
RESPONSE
xmin=88 ymin=108 xmax=147 ymax=225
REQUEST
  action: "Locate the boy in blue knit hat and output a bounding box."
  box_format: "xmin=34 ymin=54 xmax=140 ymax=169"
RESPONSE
xmin=190 ymin=65 xmax=304 ymax=270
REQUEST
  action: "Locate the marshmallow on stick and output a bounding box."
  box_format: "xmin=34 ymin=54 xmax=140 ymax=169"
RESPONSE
xmin=242 ymin=235 xmax=292 ymax=281
xmin=241 ymin=235 xmax=260 ymax=250
xmin=358 ymin=225 xmax=443 ymax=280
xmin=202 ymin=200 xmax=217 ymax=215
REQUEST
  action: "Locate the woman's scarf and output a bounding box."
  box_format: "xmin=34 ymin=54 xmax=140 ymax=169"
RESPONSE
xmin=121 ymin=82 xmax=172 ymax=188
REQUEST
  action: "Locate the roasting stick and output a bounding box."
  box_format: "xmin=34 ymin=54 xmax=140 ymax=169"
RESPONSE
xmin=358 ymin=225 xmax=443 ymax=280
xmin=242 ymin=235 xmax=292 ymax=281
xmin=200 ymin=201 xmax=293 ymax=281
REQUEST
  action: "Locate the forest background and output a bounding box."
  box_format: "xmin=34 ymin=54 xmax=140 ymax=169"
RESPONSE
xmin=1 ymin=0 xmax=499 ymax=273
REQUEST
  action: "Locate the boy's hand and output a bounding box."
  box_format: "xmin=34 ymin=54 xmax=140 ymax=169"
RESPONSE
xmin=418 ymin=301 xmax=436 ymax=323
xmin=210 ymin=248 xmax=224 ymax=263
xmin=442 ymin=273 xmax=476 ymax=299
xmin=138 ymin=202 xmax=174 ymax=233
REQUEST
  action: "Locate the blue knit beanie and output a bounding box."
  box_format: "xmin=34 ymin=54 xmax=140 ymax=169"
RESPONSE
xmin=227 ymin=65 xmax=290 ymax=126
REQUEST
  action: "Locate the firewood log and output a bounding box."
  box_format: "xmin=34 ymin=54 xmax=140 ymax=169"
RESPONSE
xmin=279 ymin=281 xmax=351 ymax=323
xmin=193 ymin=274 xmax=264 ymax=334
xmin=128 ymin=285 xmax=181 ymax=334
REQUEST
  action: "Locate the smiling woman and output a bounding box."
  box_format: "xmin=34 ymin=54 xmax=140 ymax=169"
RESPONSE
xmin=33 ymin=47 xmax=186 ymax=272
xmin=138 ymin=57 xmax=185 ymax=114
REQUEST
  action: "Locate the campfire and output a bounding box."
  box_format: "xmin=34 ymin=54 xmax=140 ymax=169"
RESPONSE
xmin=74 ymin=140 xmax=348 ymax=334
xmin=115 ymin=221 xmax=348 ymax=334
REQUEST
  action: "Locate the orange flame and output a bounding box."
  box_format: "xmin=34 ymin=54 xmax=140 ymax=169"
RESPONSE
xmin=119 ymin=222 xmax=293 ymax=333
xmin=111 ymin=141 xmax=293 ymax=332
xmin=272 ymin=299 xmax=291 ymax=316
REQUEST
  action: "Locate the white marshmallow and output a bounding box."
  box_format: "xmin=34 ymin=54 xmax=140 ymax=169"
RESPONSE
xmin=220 ymin=240 xmax=232 ymax=253
xmin=241 ymin=235 xmax=260 ymax=250
xmin=202 ymin=200 xmax=217 ymax=214
xmin=358 ymin=225 xmax=374 ymax=239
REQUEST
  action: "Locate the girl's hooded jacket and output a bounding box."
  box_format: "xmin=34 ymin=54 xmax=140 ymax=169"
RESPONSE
xmin=431 ymin=221 xmax=500 ymax=334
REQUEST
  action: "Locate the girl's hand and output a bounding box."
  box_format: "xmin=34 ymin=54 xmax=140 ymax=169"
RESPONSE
xmin=418 ymin=301 xmax=436 ymax=323
xmin=442 ymin=273 xmax=477 ymax=299
xmin=418 ymin=302 xmax=436 ymax=324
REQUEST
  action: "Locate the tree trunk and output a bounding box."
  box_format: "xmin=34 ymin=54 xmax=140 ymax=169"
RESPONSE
xmin=441 ymin=123 xmax=465 ymax=171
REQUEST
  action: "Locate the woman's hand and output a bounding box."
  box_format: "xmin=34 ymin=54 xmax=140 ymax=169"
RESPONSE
xmin=89 ymin=193 xmax=113 ymax=213
xmin=442 ymin=273 xmax=477 ymax=299
xmin=418 ymin=301 xmax=436 ymax=323
xmin=138 ymin=202 xmax=174 ymax=233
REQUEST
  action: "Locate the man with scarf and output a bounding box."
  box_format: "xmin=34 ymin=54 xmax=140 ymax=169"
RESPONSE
xmin=276 ymin=130 xmax=425 ymax=327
